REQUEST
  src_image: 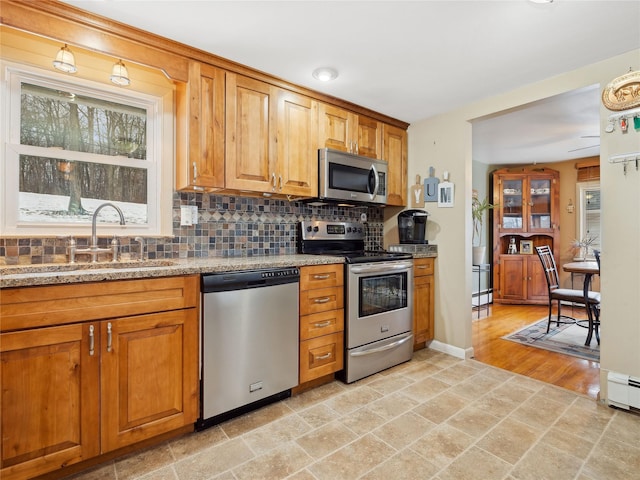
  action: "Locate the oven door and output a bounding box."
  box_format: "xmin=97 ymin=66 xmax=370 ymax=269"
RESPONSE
xmin=346 ymin=260 xmax=413 ymax=349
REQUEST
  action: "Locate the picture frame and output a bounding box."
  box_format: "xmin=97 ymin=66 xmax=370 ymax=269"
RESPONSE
xmin=520 ymin=240 xmax=533 ymax=255
xmin=437 ymin=181 xmax=455 ymax=208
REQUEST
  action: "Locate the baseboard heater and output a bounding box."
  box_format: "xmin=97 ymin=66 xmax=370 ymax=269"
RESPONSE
xmin=607 ymin=372 xmax=640 ymax=411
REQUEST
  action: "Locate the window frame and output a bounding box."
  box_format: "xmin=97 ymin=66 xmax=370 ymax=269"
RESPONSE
xmin=575 ymin=180 xmax=601 ymax=260
xmin=1 ymin=62 xmax=173 ymax=237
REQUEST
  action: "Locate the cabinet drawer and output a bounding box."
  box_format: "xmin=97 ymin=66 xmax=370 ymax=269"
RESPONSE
xmin=300 ymin=309 xmax=344 ymax=341
xmin=0 ymin=275 xmax=199 ymax=332
xmin=299 ymin=332 xmax=344 ymax=383
xmin=300 ymin=264 xmax=344 ymax=290
xmin=413 ymin=258 xmax=434 ymax=277
xmin=300 ymin=286 xmax=344 ymax=316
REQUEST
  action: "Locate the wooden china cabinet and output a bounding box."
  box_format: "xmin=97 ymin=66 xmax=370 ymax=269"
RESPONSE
xmin=491 ymin=167 xmax=560 ymax=304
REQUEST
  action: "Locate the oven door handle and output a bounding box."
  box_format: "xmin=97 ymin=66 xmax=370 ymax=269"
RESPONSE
xmin=349 ymin=334 xmax=413 ymax=357
xmin=350 ymin=263 xmax=411 ymax=274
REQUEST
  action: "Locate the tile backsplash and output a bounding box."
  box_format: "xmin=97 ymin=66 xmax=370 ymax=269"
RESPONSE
xmin=0 ymin=192 xmax=385 ymax=265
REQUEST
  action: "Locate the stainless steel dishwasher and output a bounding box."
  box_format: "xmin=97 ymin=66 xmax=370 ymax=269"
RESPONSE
xmin=198 ymin=267 xmax=299 ymax=429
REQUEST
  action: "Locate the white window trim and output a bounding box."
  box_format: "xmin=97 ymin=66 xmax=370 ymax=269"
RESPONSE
xmin=1 ymin=61 xmax=174 ymax=237
xmin=575 ymin=180 xmax=601 ymax=261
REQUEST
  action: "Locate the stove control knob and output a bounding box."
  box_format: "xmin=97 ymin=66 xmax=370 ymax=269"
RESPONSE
xmin=313 ymin=226 xmax=319 ymax=232
xmin=306 ymin=226 xmax=312 ymax=232
xmin=346 ymin=227 xmax=352 ymax=233
xmin=358 ymin=228 xmax=363 ymax=233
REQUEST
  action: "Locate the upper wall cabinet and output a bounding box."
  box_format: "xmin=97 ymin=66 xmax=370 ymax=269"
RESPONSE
xmin=176 ymin=61 xmax=225 ymax=191
xmin=276 ymin=90 xmax=319 ymax=197
xmin=225 ymin=73 xmax=277 ymax=193
xmin=382 ymin=124 xmax=408 ymax=206
xmin=318 ymin=103 xmax=382 ymax=159
xmin=225 ymin=73 xmax=318 ymax=197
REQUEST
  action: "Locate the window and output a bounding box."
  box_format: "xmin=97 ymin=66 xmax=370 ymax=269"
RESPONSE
xmin=576 ymin=182 xmax=601 ymax=259
xmin=2 ymin=64 xmax=171 ymax=236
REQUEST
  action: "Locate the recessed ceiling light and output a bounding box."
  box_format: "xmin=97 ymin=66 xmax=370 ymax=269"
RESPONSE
xmin=312 ymin=67 xmax=338 ymax=82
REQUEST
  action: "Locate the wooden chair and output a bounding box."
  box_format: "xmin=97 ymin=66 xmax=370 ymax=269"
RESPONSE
xmin=535 ymin=245 xmax=601 ymax=334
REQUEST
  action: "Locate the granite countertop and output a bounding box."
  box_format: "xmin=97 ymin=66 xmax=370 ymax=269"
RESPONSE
xmin=0 ymin=255 xmax=345 ymax=288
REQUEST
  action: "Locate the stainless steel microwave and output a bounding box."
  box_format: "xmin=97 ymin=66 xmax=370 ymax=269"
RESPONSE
xmin=318 ymin=148 xmax=387 ymax=205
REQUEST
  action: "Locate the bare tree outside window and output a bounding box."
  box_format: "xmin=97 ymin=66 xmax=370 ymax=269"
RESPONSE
xmin=17 ymin=82 xmax=149 ymax=224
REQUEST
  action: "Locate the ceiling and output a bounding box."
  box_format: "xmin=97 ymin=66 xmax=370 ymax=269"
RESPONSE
xmin=61 ymin=0 xmax=640 ymax=165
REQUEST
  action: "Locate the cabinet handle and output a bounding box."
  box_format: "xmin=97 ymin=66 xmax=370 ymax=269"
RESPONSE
xmin=278 ymin=175 xmax=283 ymax=191
xmin=271 ymin=173 xmax=276 ymax=191
xmin=106 ymin=322 xmax=112 ymax=352
xmin=192 ymin=162 xmax=198 ymax=181
xmin=313 ymin=274 xmax=330 ymax=280
xmin=313 ymin=297 xmax=331 ymax=304
xmin=313 ymin=320 xmax=332 ymax=328
xmin=354 ymin=141 xmax=359 ymax=155
xmin=315 ymin=352 xmax=332 ymax=360
xmin=417 ymin=265 xmax=427 ymax=269
xmin=89 ymin=325 xmax=95 ymax=356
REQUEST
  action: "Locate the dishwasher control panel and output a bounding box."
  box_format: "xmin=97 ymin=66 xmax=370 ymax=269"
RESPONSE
xmin=202 ymin=268 xmax=300 ymax=293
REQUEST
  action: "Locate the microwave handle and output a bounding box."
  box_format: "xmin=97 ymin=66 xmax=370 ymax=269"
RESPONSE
xmin=369 ymin=163 xmax=380 ymax=199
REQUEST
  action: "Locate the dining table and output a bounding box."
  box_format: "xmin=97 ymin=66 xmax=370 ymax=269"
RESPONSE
xmin=562 ymin=261 xmax=600 ymax=345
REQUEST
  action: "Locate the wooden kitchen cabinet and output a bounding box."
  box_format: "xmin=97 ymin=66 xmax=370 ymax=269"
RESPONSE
xmin=298 ymin=264 xmax=345 ymax=384
xmin=226 ymin=73 xmax=318 ymax=197
xmin=413 ymin=258 xmax=435 ymax=350
xmin=318 ymin=103 xmax=382 ymax=159
xmin=383 ymin=123 xmax=408 ymax=206
xmin=0 ymin=276 xmax=199 ymax=480
xmin=176 ymin=61 xmax=225 ymax=191
xmin=492 ymin=167 xmax=560 ymax=304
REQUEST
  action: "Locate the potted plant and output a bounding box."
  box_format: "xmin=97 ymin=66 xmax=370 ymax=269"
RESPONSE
xmin=472 ymin=192 xmax=497 ymax=265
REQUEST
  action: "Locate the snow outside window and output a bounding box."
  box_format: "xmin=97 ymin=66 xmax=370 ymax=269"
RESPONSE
xmin=1 ymin=65 xmax=167 ymax=236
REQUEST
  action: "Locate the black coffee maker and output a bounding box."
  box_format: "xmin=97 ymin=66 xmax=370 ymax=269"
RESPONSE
xmin=398 ymin=209 xmax=429 ymax=244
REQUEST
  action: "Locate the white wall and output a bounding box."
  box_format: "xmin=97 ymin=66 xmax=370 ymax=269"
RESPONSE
xmin=401 ymin=49 xmax=640 ymax=397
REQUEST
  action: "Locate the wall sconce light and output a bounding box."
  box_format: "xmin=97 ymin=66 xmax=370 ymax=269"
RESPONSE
xmin=110 ymin=60 xmax=131 ymax=86
xmin=312 ymin=67 xmax=338 ymax=82
xmin=53 ymin=44 xmax=77 ymax=74
xmin=566 ymin=198 xmax=574 ymax=213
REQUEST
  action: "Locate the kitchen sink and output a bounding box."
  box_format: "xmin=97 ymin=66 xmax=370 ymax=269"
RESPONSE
xmin=0 ymin=259 xmax=177 ymax=276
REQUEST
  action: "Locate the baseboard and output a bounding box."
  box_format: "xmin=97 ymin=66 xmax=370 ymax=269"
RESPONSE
xmin=429 ymin=340 xmax=474 ymax=360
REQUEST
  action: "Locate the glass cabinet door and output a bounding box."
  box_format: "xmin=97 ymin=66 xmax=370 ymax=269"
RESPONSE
xmin=500 ymin=178 xmax=523 ymax=230
xmin=529 ymin=178 xmax=552 ymax=231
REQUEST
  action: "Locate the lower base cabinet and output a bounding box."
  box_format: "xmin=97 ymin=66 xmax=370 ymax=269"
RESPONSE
xmin=413 ymin=258 xmax=435 ymax=350
xmin=0 ymin=276 xmax=199 ymax=480
xmin=298 ymin=264 xmax=345 ymax=385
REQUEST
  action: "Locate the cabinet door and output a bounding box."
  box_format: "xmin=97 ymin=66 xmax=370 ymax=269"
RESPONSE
xmin=497 ymin=176 xmax=524 ymax=232
xmin=528 ymin=175 xmax=557 ymax=233
xmin=176 ymin=61 xmax=225 ymax=191
xmin=1 ymin=324 xmax=99 ymax=480
xmin=499 ymin=255 xmax=527 ymax=301
xmin=225 ymin=73 xmax=277 ymax=192
xmin=356 ymin=115 xmax=382 ymax=159
xmin=318 ymin=103 xmax=356 ymax=153
xmin=101 ymin=309 xmax=199 ymax=452
xmin=383 ymin=124 xmax=407 ymax=206
xmin=413 ymin=273 xmax=434 ymax=348
xmin=527 ymin=256 xmax=549 ymax=302
xmin=276 ymin=90 xmax=318 ymax=196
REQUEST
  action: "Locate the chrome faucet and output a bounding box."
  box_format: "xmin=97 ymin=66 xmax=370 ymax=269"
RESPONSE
xmin=75 ymin=203 xmax=126 ymax=263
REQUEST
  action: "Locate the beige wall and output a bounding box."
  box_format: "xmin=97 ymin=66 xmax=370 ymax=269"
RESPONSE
xmin=397 ymin=49 xmax=640 ymax=397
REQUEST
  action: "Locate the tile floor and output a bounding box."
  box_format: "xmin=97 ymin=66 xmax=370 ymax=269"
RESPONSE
xmin=68 ymin=349 xmax=640 ymax=480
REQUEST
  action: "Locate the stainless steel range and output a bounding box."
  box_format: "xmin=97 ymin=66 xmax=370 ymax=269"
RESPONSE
xmin=298 ymin=220 xmax=414 ymax=383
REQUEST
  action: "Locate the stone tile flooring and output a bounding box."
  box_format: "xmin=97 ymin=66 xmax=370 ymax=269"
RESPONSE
xmin=68 ymin=349 xmax=640 ymax=480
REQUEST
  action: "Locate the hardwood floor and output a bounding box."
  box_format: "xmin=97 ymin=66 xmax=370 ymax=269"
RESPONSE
xmin=471 ymin=303 xmax=601 ymax=399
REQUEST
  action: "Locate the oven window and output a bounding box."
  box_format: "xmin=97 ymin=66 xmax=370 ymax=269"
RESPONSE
xmin=359 ymin=272 xmax=408 ymax=317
